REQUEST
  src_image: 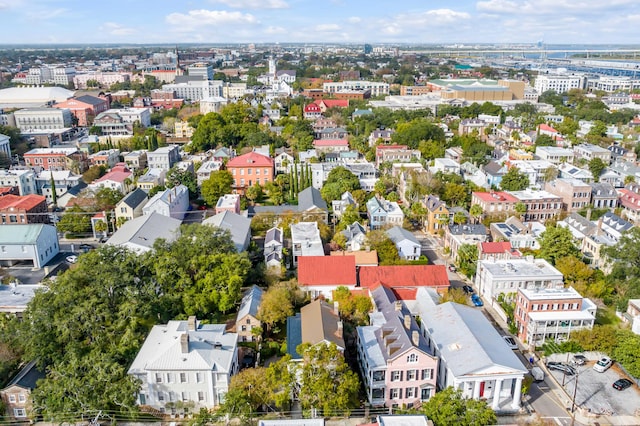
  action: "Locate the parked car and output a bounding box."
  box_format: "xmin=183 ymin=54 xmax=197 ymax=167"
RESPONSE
xmin=462 ymin=285 xmax=475 ymax=294
xmin=448 ymin=265 xmax=457 ymax=272
xmin=612 ymin=378 xmax=633 ymax=391
xmin=531 ymin=366 xmax=545 ymax=381
xmin=65 ymin=255 xmax=78 ymax=264
xmin=547 ymin=361 xmax=576 ymax=376
xmin=571 ymin=354 xmax=587 ymax=366
xmin=593 ymin=356 xmax=613 ymax=373
xmin=502 ymin=335 xmax=518 ymax=350
xmin=471 ymin=294 xmax=484 ymax=307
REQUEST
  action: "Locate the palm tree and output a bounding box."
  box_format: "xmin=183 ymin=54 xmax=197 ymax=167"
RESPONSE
xmin=469 ymin=204 xmax=483 ymax=224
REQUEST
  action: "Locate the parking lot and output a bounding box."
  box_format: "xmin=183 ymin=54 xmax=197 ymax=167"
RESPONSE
xmin=546 ymin=353 xmax=640 ymax=416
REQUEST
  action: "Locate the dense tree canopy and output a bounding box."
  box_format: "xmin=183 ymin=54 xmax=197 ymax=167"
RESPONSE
xmin=320 ymin=166 xmax=361 ymax=203
xmin=201 ymin=170 xmax=234 ymax=205
xmin=419 ymin=387 xmax=497 ymax=426
xmin=603 ymin=227 xmax=640 ymax=309
xmin=500 ymin=167 xmax=529 ymax=191
xmin=537 ymin=225 xmax=579 ymax=266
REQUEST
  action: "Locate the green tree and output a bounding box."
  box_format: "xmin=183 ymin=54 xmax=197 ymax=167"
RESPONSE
xmin=535 ymin=133 xmax=555 ymax=147
xmin=419 ymin=387 xmax=497 ymax=426
xmin=514 ymin=202 xmax=527 ymax=219
xmin=82 ymin=165 xmax=106 ymax=184
xmin=365 ymin=230 xmax=400 ymax=265
xmin=166 ymin=166 xmax=198 ymax=200
xmin=201 ymin=170 xmax=233 ymax=206
xmin=333 ymin=286 xmax=372 ymax=325
xmin=457 ymin=244 xmax=479 ymax=278
xmin=152 ymin=224 xmax=251 ymax=316
xmin=50 ymin=174 xmax=57 ymax=206
xmin=338 ymin=204 xmax=362 ymax=230
xmin=469 ymin=204 xmax=483 ymax=224
xmin=603 ymin=227 xmax=640 ymax=309
xmin=453 ymin=211 xmax=467 ymax=225
xmin=500 ymin=167 xmax=529 ymax=191
xmin=538 ymin=226 xmax=579 ymax=266
xmin=56 ymin=206 xmax=92 ymax=236
xmin=588 ymin=157 xmax=606 ymax=182
xmin=257 ymin=283 xmax=294 ymax=332
xmin=95 ymin=187 xmax=124 ymax=211
xmin=295 ymin=343 xmax=361 ymax=416
xmin=320 ymin=166 xmax=361 ymax=203
xmin=245 ymin=184 xmax=263 ymax=204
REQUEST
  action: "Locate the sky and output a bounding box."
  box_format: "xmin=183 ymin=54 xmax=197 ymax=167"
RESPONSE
xmin=1 ymin=0 xmax=640 ymax=45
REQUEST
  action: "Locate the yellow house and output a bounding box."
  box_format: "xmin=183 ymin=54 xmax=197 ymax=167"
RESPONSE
xmin=424 ymin=195 xmax=449 ymax=235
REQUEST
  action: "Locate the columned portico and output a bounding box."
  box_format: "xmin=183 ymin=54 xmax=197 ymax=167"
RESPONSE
xmin=491 ymin=379 xmax=503 ymax=409
xmin=511 ymin=377 xmax=523 ymax=409
xmin=472 ymin=380 xmax=481 ymax=399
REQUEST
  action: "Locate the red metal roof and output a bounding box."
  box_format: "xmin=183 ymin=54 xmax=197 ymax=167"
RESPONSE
xmin=315 ymin=99 xmax=349 ymax=108
xmin=313 ymin=139 xmax=349 ymax=147
xmin=298 ymin=256 xmax=357 ymax=286
xmin=226 ymin=151 xmax=274 ymax=168
xmin=359 ymin=265 xmax=449 ymax=289
xmin=473 ymin=191 xmax=519 ymax=203
xmin=391 ymin=287 xmax=418 ymax=300
xmin=0 ymin=194 xmax=46 ymax=211
xmin=480 ymin=241 xmax=512 ymax=254
xmin=538 ymin=123 xmax=559 ymax=133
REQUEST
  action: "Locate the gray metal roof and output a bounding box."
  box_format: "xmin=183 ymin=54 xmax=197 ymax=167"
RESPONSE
xmin=357 ymin=286 xmax=434 ymax=369
xmin=386 ymin=226 xmax=419 ymax=245
xmin=416 ymin=294 xmax=527 ymax=377
xmin=4 ymin=360 xmax=44 ymax=391
xmin=203 ymin=211 xmax=251 ymax=252
xmin=118 ymin=187 xmax=148 ymax=209
xmin=298 ymin=187 xmax=328 ymax=212
xmin=128 ymin=320 xmax=237 ymax=374
xmin=237 ymin=285 xmax=263 ymax=321
xmin=286 ymin=313 xmax=302 ymax=360
xmin=106 ymin=212 xmax=181 ymax=252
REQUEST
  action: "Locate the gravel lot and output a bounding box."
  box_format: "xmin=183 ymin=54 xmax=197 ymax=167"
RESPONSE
xmin=546 ymin=353 xmax=640 ymax=416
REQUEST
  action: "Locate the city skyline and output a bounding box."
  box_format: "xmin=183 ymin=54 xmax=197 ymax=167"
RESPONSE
xmin=1 ymin=0 xmax=640 ymax=45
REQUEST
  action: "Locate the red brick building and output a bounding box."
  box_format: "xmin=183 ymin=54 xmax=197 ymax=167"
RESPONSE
xmin=54 ymin=95 xmax=109 ymax=126
xmin=0 ymin=194 xmax=48 ymax=224
xmin=24 ymin=148 xmax=89 ymax=173
xmin=226 ymin=152 xmax=274 ymax=194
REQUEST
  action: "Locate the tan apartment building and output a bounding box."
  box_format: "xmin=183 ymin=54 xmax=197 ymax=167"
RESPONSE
xmin=544 ymin=178 xmax=592 ymax=212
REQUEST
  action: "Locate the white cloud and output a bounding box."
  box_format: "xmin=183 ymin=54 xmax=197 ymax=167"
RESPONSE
xmin=265 ymin=25 xmax=287 ymax=34
xmin=314 ymin=23 xmax=341 ymax=32
xmin=209 ymin=0 xmax=288 ymax=9
xmin=101 ymin=22 xmax=136 ymax=36
xmin=347 ymin=16 xmax=361 ymax=23
xmin=165 ymin=9 xmax=258 ymax=28
xmin=476 ymin=0 xmax=518 ymax=13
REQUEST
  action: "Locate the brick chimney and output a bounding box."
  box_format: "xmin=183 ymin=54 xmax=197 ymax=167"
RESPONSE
xmin=187 ymin=316 xmax=197 ymax=331
xmin=180 ymin=333 xmax=189 ymax=354
xmin=404 ymin=314 xmax=411 ymax=330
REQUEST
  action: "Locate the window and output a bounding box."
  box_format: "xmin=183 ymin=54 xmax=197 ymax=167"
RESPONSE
xmin=407 ymin=353 xmax=418 ymax=363
xmin=240 ymin=169 xmax=245 ymax=175
xmin=198 ymin=391 xmax=205 ymax=402
xmin=9 ymin=395 xmax=16 ymax=403
xmin=421 ymin=369 xmax=432 ymax=380
xmin=166 ymin=373 xmax=173 ymax=383
xmin=264 ymin=169 xmax=269 ymax=175
xmin=390 ymin=388 xmax=400 ymax=399
xmin=246 ymin=319 xmax=251 ymax=324
xmin=247 ymin=168 xmax=252 ymax=175
xmin=157 ymin=392 xmax=165 ymax=402
xmin=181 ymin=391 xmax=189 ymax=402
xmin=180 ymin=372 xmax=187 ymax=383
xmin=391 ymin=371 xmax=402 ymax=381
xmin=241 ymin=325 xmax=246 ymax=331
xmin=18 ymin=394 xmax=25 ymax=403
xmin=405 ymin=387 xmax=416 ymax=398
xmin=155 ymin=373 xmax=162 ymax=383
xmin=196 ymin=372 xmax=203 ymax=383
xmin=13 ymin=409 xmax=26 ymax=418
xmin=407 ymin=369 xmax=417 ymax=380
xmin=256 ymin=168 xmax=260 ymax=175
xmin=421 ymin=388 xmax=432 ymax=400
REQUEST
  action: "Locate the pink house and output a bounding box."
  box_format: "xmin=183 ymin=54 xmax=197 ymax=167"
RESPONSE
xmin=88 ymin=163 xmax=133 ymax=194
xmin=215 ymin=194 xmax=241 ymax=215
xmin=356 ymin=286 xmax=438 ymax=408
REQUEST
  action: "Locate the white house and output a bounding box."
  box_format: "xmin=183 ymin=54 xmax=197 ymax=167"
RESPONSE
xmin=143 ymin=185 xmax=189 ymax=221
xmin=0 ymin=169 xmax=37 ymax=196
xmin=386 ymin=226 xmax=421 ymax=261
xmin=0 ymin=224 xmax=59 ymax=269
xmin=475 ymin=257 xmax=564 ymax=303
xmin=264 ymin=227 xmax=283 ymax=269
xmin=290 ymin=222 xmax=324 ymax=266
xmin=147 ymin=145 xmax=181 ymax=171
xmin=128 ymin=316 xmax=238 ymax=410
xmin=415 ymin=288 xmax=528 ymax=411
xmin=366 ymin=197 xmax=404 ymax=230
xmin=106 ymin=212 xmax=181 ymax=254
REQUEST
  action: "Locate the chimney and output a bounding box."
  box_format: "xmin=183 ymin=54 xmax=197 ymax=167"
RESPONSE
xmin=337 ymin=321 xmax=343 ymax=338
xmin=180 ymin=333 xmax=189 ymax=354
xmin=412 ymin=330 xmax=420 ymax=346
xmin=597 ymin=217 xmax=603 ymax=236
xmin=404 ymin=314 xmax=411 ymax=330
xmin=586 ymin=208 xmax=592 ymax=221
xmin=333 ymin=301 xmax=340 ymax=316
xmin=187 ymin=315 xmax=197 ymax=331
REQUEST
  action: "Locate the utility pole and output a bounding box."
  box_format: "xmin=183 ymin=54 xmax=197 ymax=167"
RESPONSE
xmin=570 ymin=368 xmax=580 ymax=426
